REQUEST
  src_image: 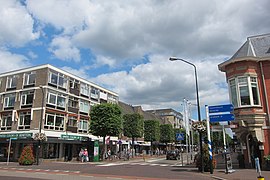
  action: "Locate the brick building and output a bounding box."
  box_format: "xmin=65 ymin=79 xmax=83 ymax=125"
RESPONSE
xmin=0 ymin=64 xmax=118 ymax=162
xmin=218 ymin=34 xmax=270 ymax=168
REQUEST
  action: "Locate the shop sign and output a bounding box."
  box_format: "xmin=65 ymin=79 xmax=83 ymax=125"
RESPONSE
xmin=60 ymin=134 xmax=88 ymax=141
xmin=0 ymin=133 xmax=33 ymax=139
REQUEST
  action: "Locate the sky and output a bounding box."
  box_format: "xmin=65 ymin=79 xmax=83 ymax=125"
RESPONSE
xmin=0 ymin=0 xmax=270 ymax=120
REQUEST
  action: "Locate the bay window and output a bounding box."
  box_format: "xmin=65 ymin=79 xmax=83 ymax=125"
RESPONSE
xmin=6 ymin=76 xmax=17 ymax=89
xmin=80 ymin=83 xmax=90 ymax=96
xmin=47 ymin=92 xmax=66 ymax=109
xmin=229 ymin=76 xmax=260 ymax=107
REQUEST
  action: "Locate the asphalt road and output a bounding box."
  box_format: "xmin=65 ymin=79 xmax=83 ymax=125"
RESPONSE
xmin=0 ymin=156 xmax=212 ymax=180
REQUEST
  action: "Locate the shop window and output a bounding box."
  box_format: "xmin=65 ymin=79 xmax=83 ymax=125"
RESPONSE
xmin=228 ymin=76 xmax=260 ymax=107
xmin=18 ymin=111 xmax=31 ymax=130
xmin=1 ymin=113 xmax=12 ymax=130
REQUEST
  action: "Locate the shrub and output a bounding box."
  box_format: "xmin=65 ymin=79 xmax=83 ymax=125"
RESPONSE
xmin=18 ymin=146 xmax=35 ymax=165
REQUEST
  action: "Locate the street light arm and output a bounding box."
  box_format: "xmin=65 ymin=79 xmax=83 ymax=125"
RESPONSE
xmin=169 ymin=57 xmax=196 ymax=69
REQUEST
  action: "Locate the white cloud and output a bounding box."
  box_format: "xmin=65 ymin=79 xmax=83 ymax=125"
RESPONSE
xmin=27 ymin=51 xmax=38 ymax=59
xmin=92 ymin=54 xmax=229 ymax=112
xmin=0 ymin=50 xmax=30 ymax=73
xmin=0 ymin=0 xmax=39 ymax=47
xmin=61 ymin=66 xmax=90 ymax=80
xmin=48 ymin=36 xmax=81 ymax=62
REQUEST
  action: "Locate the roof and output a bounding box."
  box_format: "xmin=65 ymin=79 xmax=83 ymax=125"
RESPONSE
xmin=219 ymin=33 xmax=270 ymax=71
xmin=118 ymin=101 xmax=162 ymax=121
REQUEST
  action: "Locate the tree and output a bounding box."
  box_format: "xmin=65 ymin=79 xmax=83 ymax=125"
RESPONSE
xmin=144 ymin=120 xmax=160 ymax=154
xmin=160 ymin=124 xmax=174 ymax=145
xmin=90 ymin=103 xmax=122 ymax=160
xmin=123 ymin=113 xmax=144 ymax=156
xmin=19 ymin=145 xmax=35 ymax=165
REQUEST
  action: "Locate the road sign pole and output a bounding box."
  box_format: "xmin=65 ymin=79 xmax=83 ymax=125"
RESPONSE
xmin=222 ymin=125 xmax=228 ymax=174
xmin=206 ymin=105 xmax=213 ymax=174
xmin=7 ymin=138 xmax=12 ymax=165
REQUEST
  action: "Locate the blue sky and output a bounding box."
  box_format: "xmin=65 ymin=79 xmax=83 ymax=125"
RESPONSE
xmin=0 ymin=0 xmax=270 ymax=120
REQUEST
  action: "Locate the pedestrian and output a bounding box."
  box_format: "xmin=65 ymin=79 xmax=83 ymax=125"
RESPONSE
xmin=79 ymin=148 xmax=84 ymax=162
xmin=107 ymin=148 xmax=111 ymax=160
xmin=84 ymin=149 xmax=89 ymax=162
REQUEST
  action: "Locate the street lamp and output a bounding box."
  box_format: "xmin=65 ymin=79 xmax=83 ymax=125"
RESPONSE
xmin=36 ymin=86 xmax=45 ymax=165
xmin=169 ymin=57 xmax=204 ymax=173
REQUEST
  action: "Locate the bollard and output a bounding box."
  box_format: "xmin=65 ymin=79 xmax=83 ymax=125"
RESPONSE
xmin=257 ymin=176 xmax=264 ymax=180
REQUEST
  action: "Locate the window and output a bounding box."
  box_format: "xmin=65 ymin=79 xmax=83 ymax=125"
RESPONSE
xmin=4 ymin=93 xmax=16 ymax=108
xmin=6 ymin=76 xmax=17 ymax=89
xmin=21 ymin=91 xmax=34 ymax=106
xmin=79 ymin=100 xmax=90 ymax=113
xmin=24 ymin=72 xmax=36 ymax=86
xmin=69 ymin=78 xmax=79 ymax=89
xmin=47 ymin=92 xmax=66 ymax=108
xmin=228 ymin=76 xmax=260 ymax=107
xmin=68 ymin=96 xmax=78 ymax=108
xmin=1 ymin=113 xmax=12 ymax=130
xmin=78 ymin=118 xmax=89 ymax=133
xmin=80 ymin=83 xmax=90 ymax=96
xmin=48 ymin=72 xmax=67 ymax=89
xmin=18 ymin=112 xmax=31 ymax=130
xmin=68 ymin=116 xmax=77 ymax=127
xmin=91 ymin=87 xmax=99 ymax=99
xmin=44 ymin=113 xmax=65 ymax=131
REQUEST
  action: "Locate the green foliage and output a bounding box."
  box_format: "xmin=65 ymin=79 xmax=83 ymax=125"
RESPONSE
xmin=19 ymin=146 xmax=35 ymax=165
xmin=144 ymin=120 xmax=160 ymax=142
xmin=90 ymin=103 xmax=123 ymax=137
xmin=160 ymin=124 xmax=174 ymax=144
xmin=123 ymin=113 xmax=144 ymax=138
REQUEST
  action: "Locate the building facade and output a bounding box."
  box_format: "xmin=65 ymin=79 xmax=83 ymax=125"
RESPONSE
xmin=0 ymin=64 xmax=118 ymax=162
xmin=218 ymin=34 xmax=270 ymax=168
xmin=146 ymin=109 xmax=183 ymax=129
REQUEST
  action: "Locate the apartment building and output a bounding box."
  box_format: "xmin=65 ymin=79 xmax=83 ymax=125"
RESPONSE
xmin=0 ymin=64 xmax=118 ymax=162
xmin=145 ymin=108 xmax=183 ymax=129
xmin=218 ymin=34 xmax=270 ymax=168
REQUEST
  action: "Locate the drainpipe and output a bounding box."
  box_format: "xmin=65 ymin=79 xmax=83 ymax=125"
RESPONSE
xmin=259 ymin=61 xmax=270 ymax=124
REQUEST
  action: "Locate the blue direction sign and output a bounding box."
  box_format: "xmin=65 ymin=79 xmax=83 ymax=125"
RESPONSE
xmin=209 ymin=104 xmax=234 ymax=113
xmin=176 ymin=133 xmax=184 ymax=141
xmin=210 ymin=114 xmax=235 ymax=122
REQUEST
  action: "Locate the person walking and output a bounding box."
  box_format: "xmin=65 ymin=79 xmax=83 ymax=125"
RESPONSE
xmin=84 ymin=149 xmax=89 ymax=162
xmin=79 ymin=148 xmax=84 ymax=162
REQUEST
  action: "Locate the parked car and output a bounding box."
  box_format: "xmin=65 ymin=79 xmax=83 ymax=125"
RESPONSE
xmin=166 ymin=150 xmax=180 ymax=160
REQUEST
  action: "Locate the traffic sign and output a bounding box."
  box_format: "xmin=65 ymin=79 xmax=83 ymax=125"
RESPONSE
xmin=209 ymin=114 xmax=235 ymax=122
xmin=176 ymin=133 xmax=184 ymax=141
xmin=209 ymin=104 xmax=234 ymax=113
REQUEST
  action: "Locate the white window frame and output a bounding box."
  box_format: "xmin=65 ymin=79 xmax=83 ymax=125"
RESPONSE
xmin=4 ymin=93 xmax=16 ymax=108
xmin=18 ymin=111 xmax=31 ymax=130
xmin=24 ymin=72 xmax=36 ymax=86
xmin=44 ymin=113 xmax=65 ymax=131
xmin=21 ymin=91 xmax=34 ymax=106
xmin=79 ymin=100 xmax=90 ymax=113
xmin=90 ymin=87 xmax=99 ymax=99
xmin=68 ymin=116 xmax=78 ymax=127
xmin=228 ymin=76 xmax=261 ymax=108
xmin=49 ymin=72 xmax=67 ymax=89
xmin=68 ymin=96 xmax=78 ymax=108
xmin=6 ymin=76 xmax=17 ymax=88
xmin=78 ymin=118 xmax=89 ymax=133
xmin=1 ymin=113 xmax=12 ymax=130
xmin=80 ymin=83 xmax=90 ymax=96
xmin=47 ymin=92 xmax=66 ymax=108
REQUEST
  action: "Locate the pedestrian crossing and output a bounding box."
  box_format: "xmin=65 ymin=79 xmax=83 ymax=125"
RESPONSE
xmin=97 ymin=162 xmax=184 ymax=167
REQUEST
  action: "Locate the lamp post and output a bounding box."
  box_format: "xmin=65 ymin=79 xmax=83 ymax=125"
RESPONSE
xmin=37 ymin=86 xmax=45 ymax=165
xmin=169 ymin=57 xmax=204 ymax=173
